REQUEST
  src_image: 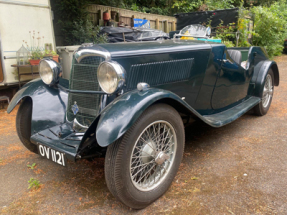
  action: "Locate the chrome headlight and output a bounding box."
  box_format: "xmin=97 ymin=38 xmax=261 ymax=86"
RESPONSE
xmin=39 ymin=59 xmax=62 ymax=85
xmin=97 ymin=61 xmax=125 ymax=94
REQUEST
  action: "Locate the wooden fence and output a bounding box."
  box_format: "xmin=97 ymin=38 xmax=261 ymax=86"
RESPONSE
xmin=86 ymin=4 xmax=177 ymax=33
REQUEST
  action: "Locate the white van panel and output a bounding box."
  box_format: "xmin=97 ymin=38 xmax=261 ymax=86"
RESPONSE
xmin=0 ymin=0 xmax=55 ymax=86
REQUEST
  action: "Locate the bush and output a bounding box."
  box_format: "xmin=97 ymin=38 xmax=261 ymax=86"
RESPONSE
xmin=214 ymin=22 xmax=236 ymax=47
xmin=71 ymin=20 xmax=108 ymax=45
xmin=251 ymin=1 xmax=287 ymax=57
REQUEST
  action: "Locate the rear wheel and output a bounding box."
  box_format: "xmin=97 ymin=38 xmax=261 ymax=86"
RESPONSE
xmin=16 ymin=98 xmax=37 ymax=153
xmin=105 ymin=104 xmax=185 ymax=209
xmin=254 ymin=69 xmax=274 ymax=116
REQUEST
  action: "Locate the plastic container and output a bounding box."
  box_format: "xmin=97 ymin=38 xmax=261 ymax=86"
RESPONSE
xmin=197 ymin=38 xmax=222 ymax=43
xmin=56 ymin=45 xmax=80 ymax=79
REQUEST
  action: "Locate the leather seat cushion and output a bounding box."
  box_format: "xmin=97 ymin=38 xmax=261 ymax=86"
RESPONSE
xmin=227 ymin=49 xmax=242 ymax=65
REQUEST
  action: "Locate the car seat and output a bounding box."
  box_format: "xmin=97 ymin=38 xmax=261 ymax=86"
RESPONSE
xmin=227 ymin=49 xmax=242 ymax=65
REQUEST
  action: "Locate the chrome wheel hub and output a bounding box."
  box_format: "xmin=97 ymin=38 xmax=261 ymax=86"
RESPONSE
xmin=155 ymin=151 xmax=170 ymax=165
xmin=262 ymin=74 xmax=273 ymax=108
xmin=130 ymin=120 xmax=177 ymax=191
xmin=141 ymin=141 xmax=156 ymax=164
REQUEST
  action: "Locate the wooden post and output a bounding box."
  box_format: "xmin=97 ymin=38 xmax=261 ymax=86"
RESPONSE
xmin=172 ymin=21 xmax=176 ymax=31
xmin=132 ymin=15 xmax=136 ymax=27
xmin=117 ymin=11 xmax=120 ymax=22
xmin=99 ymin=9 xmax=104 ymax=26
xmin=108 ymin=9 xmax=111 ymax=19
xmin=164 ymin=20 xmax=168 ymax=33
xmin=155 ymin=18 xmax=159 ymax=30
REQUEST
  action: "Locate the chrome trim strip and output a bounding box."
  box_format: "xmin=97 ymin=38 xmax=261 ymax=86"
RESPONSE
xmin=99 ymin=94 xmax=107 ymax=112
xmin=65 ymin=116 xmax=88 ymax=133
xmin=58 ymin=84 xmax=106 ymax=95
xmin=73 ymin=118 xmax=89 ymax=132
xmin=74 ymin=45 xmax=111 ymax=63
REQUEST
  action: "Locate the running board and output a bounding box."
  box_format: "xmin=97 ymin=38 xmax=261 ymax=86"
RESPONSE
xmin=202 ymin=97 xmax=261 ymax=127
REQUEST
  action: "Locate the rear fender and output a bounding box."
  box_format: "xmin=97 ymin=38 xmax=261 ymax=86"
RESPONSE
xmin=252 ymin=61 xmax=279 ymax=98
xmin=7 ymin=78 xmax=69 ymax=135
xmin=94 ymin=88 xmax=205 ymax=147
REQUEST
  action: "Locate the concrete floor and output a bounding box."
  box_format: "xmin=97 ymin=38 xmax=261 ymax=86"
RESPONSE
xmin=0 ymin=55 xmax=287 ymax=214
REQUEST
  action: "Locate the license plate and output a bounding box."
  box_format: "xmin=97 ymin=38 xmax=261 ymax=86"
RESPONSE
xmin=37 ymin=143 xmax=67 ymax=167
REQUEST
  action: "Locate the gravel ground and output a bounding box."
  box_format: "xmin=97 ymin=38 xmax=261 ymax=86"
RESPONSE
xmin=0 ymin=55 xmax=287 ymax=215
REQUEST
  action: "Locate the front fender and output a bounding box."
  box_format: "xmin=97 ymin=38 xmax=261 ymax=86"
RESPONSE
xmin=253 ymin=61 xmax=279 ymax=98
xmin=96 ymin=88 xmax=203 ymax=147
xmin=7 ymin=78 xmax=69 ymax=135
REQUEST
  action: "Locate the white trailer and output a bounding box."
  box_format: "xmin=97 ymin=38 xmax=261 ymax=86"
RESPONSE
xmin=0 ymin=0 xmax=56 ymax=87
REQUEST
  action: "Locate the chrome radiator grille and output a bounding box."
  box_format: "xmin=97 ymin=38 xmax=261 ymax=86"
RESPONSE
xmin=67 ymin=56 xmax=104 ymax=126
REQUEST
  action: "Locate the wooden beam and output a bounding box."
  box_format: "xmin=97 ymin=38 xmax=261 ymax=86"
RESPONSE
xmin=155 ymin=19 xmax=159 ymax=30
xmin=164 ymin=20 xmax=168 ymax=33
xmin=172 ymin=21 xmax=176 ymax=31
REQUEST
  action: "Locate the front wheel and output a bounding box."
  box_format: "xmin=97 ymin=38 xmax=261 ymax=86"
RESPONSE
xmin=16 ymin=98 xmax=37 ymax=153
xmin=104 ymin=104 xmax=185 ymax=209
xmin=253 ymin=69 xmax=274 ymax=116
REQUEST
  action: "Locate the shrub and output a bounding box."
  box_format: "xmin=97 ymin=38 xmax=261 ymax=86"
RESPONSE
xmin=70 ymin=20 xmax=108 ymax=45
xmin=214 ymin=22 xmax=236 ymax=47
xmin=251 ymin=1 xmax=287 ymax=57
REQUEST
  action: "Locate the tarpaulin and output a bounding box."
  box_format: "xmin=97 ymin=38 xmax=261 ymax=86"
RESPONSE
xmin=133 ymin=19 xmax=150 ymax=28
xmin=99 ymin=27 xmax=169 ymax=43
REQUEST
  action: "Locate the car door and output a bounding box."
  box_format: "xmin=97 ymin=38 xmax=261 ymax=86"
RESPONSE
xmin=211 ymin=48 xmax=249 ymax=110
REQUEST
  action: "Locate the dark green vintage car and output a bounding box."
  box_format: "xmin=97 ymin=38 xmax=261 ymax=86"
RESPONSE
xmin=8 ymin=36 xmax=279 ymax=208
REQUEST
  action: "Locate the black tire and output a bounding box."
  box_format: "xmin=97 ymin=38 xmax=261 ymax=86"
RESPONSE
xmin=16 ymin=98 xmax=37 ymax=153
xmin=105 ymin=103 xmax=185 ymax=209
xmin=254 ymin=69 xmax=274 ymax=116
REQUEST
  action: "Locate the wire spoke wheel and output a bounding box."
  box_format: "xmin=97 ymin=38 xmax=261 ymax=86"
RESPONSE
xmin=130 ymin=120 xmax=177 ymax=191
xmin=262 ymin=74 xmax=273 ymax=108
xmin=253 ymin=69 xmax=274 ymax=116
xmin=105 ymin=104 xmax=184 ymax=209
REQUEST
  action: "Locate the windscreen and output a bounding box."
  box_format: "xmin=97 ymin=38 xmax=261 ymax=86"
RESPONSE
xmin=180 ymin=25 xmax=207 ymax=37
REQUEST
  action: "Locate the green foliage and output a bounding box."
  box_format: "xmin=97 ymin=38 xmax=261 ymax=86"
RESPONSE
xmin=205 ymin=0 xmax=236 ymax=10
xmin=142 ymin=6 xmax=170 ymax=15
xmin=172 ymin=0 xmax=203 ymax=13
xmin=28 ymin=178 xmax=41 ymax=190
xmin=236 ymin=9 xmax=252 ymax=47
xmin=214 ymin=21 xmax=236 ymax=47
xmin=191 ymin=176 xmax=199 ymax=180
xmin=30 ymin=48 xmax=43 ymax=60
xmin=131 ymin=3 xmax=140 ymax=11
xmin=27 ymin=163 xmax=36 ymax=169
xmin=92 ymin=0 xmax=173 ymax=15
xmin=54 ymin=0 xmax=90 ymax=45
xmin=44 ymin=50 xmax=58 ymax=56
xmin=251 ymin=0 xmax=287 ymax=57
xmin=55 ymin=0 xmax=108 ymax=45
xmin=70 ymin=20 xmax=108 ymax=45
xmin=245 ymin=0 xmax=279 ymax=7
